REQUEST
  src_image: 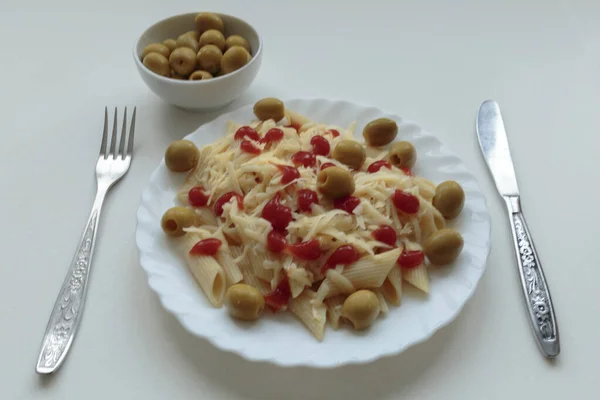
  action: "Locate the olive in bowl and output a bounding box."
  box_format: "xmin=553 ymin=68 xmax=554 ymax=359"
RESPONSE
xmin=133 ymin=12 xmax=263 ymax=110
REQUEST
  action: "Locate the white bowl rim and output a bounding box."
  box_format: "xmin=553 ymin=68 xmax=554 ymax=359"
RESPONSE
xmin=132 ymin=12 xmax=263 ymax=85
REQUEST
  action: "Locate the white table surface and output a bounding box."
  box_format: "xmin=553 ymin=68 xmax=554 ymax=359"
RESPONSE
xmin=1 ymin=0 xmax=598 ymax=398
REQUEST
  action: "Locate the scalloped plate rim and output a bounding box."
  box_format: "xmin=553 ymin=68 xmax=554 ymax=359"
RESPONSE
xmin=135 ymin=98 xmax=492 ymax=368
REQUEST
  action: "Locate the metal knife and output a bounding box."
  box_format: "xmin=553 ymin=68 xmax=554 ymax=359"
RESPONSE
xmin=476 ymin=100 xmax=560 ymax=358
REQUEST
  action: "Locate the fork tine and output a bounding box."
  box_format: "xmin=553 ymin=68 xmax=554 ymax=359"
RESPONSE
xmin=127 ymin=107 xmax=136 ymax=156
xmin=109 ymin=107 xmax=118 ymax=157
xmin=100 ymin=107 xmax=108 ymax=157
xmin=118 ymin=107 xmax=128 ymax=158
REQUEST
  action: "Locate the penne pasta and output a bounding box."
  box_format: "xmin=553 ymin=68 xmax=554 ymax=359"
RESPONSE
xmin=374 ymin=289 xmax=389 ymax=315
xmin=230 ymin=246 xmax=271 ymax=295
xmin=324 ymin=295 xmax=346 ymax=330
xmin=316 ymin=248 xmax=401 ymax=301
xmin=381 ymin=266 xmax=403 ymax=306
xmin=182 ymin=233 xmax=226 ymax=307
xmin=288 ymin=289 xmax=327 ymax=341
xmin=215 ymin=248 xmax=243 ymax=286
xmin=403 ymin=263 xmax=430 ymax=294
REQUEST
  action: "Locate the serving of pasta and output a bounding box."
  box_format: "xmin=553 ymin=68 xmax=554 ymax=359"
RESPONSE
xmin=158 ymin=97 xmax=466 ymax=341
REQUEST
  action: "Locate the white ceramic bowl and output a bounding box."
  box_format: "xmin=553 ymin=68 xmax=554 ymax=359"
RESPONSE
xmin=133 ymin=13 xmax=262 ymax=111
xmin=136 ymin=98 xmax=492 ymax=368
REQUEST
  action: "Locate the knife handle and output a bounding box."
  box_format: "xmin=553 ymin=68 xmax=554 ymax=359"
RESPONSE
xmin=503 ymin=196 xmax=560 ymax=358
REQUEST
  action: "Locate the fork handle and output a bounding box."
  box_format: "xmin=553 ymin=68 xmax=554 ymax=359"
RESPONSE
xmin=36 ymin=185 xmax=108 ymax=374
xmin=504 ymin=196 xmax=560 ymax=358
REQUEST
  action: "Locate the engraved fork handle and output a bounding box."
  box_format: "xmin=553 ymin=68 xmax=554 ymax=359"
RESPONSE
xmin=36 ymin=183 xmax=108 ymax=374
xmin=504 ymin=196 xmax=560 ymax=358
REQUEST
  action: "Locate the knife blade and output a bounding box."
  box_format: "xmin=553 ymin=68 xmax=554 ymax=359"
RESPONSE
xmin=476 ymin=100 xmax=560 ymax=358
xmin=476 ymin=100 xmax=519 ymax=196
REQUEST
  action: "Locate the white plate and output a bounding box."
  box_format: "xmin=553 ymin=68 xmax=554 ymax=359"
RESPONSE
xmin=136 ymin=98 xmax=491 ymax=368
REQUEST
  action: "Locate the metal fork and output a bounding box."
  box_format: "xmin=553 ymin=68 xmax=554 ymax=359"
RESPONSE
xmin=36 ymin=107 xmax=136 ymax=374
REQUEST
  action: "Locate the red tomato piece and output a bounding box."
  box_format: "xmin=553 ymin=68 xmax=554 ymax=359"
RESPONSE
xmin=240 ymin=139 xmax=261 ymax=155
xmin=261 ymin=193 xmax=293 ymax=231
xmin=260 ymin=128 xmax=284 ymax=145
xmin=275 ymin=164 xmax=300 ymax=184
xmin=310 ymin=136 xmax=330 ymax=156
xmin=264 ymin=277 xmax=291 ymax=311
xmin=333 ymin=195 xmax=361 ymax=214
xmin=321 ymin=244 xmax=360 ymax=272
xmin=372 ymin=225 xmax=397 ymax=247
xmin=397 ymin=250 xmax=425 ymax=269
xmin=287 ymin=239 xmax=321 ymax=261
xmin=328 ymin=129 xmax=340 ymax=138
xmin=297 ymin=189 xmax=319 ymax=212
xmin=234 ymin=126 xmax=260 ymax=141
xmin=392 ymin=190 xmax=419 ymax=214
xmin=320 ymin=162 xmax=335 ymax=170
xmin=291 ymin=151 xmax=316 ymax=168
xmin=266 ymin=230 xmax=287 ymax=253
xmin=367 ymin=160 xmax=392 ymax=173
xmin=214 ymin=191 xmax=244 ymax=216
xmin=189 ymin=238 xmax=222 ymax=256
xmin=188 ymin=186 xmax=209 ymax=207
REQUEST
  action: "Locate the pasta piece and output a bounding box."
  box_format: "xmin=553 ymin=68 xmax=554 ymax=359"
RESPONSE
xmin=288 ymin=289 xmax=327 ymax=341
xmin=284 ymin=108 xmax=312 ymax=126
xmin=324 ymin=295 xmax=346 ymax=330
xmin=413 ymin=176 xmax=436 ymax=203
xmin=419 ymin=208 xmax=439 ymax=243
xmin=316 ymin=248 xmax=401 ymax=301
xmin=230 ymin=246 xmax=270 ymax=295
xmin=403 ymin=263 xmax=430 ymax=294
xmin=215 ymin=248 xmax=243 ymax=286
xmin=381 ymin=266 xmax=403 ymax=306
xmin=288 ymin=266 xmax=312 ymax=298
xmin=325 ymin=269 xmax=355 ymax=294
xmin=194 ymin=207 xmax=218 ymax=226
xmin=182 ymin=233 xmax=226 ymax=307
xmin=374 ymin=289 xmax=389 ymax=315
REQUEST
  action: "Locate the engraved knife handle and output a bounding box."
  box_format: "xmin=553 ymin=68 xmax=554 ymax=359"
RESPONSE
xmin=504 ymin=196 xmax=560 ymax=358
xmin=36 ymin=187 xmax=107 ymax=374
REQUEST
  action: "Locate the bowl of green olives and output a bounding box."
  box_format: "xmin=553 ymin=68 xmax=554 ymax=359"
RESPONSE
xmin=134 ymin=12 xmax=262 ymax=111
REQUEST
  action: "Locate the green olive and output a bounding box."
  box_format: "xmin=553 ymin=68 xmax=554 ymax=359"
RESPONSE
xmin=189 ymin=70 xmax=213 ymax=81
xmin=197 ymin=45 xmax=223 ymax=74
xmin=181 ymin=30 xmax=200 ymax=41
xmin=317 ymin=166 xmax=355 ymax=199
xmin=195 ymin=12 xmax=225 ymax=33
xmin=170 ymin=72 xmax=186 ymax=80
xmin=169 ymin=47 xmax=197 ymax=77
xmin=199 ymin=29 xmax=226 ymax=51
xmin=224 ymin=284 xmax=265 ymax=321
xmin=253 ymin=98 xmax=285 ymax=122
xmin=388 ymin=141 xmax=416 ymax=168
xmin=165 ymin=140 xmax=199 ymax=172
xmin=163 ymin=39 xmax=177 ymax=52
xmin=225 ymin=35 xmax=250 ymax=52
xmin=424 ymin=228 xmax=464 ymax=265
xmin=142 ymin=43 xmax=170 ymax=59
xmin=332 ymin=140 xmax=366 ymax=170
xmin=142 ymin=53 xmax=170 ymax=77
xmin=362 ymin=118 xmax=398 ymax=147
xmin=221 ymin=46 xmax=250 ymax=74
xmin=433 ymin=181 xmax=465 ymax=219
xmin=341 ymin=290 xmax=380 ymax=330
xmin=176 ymin=34 xmax=199 ymax=52
xmin=161 ymin=207 xmax=200 ymax=237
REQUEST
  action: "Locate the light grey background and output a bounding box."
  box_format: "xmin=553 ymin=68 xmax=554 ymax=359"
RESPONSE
xmin=0 ymin=0 xmax=597 ymax=399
